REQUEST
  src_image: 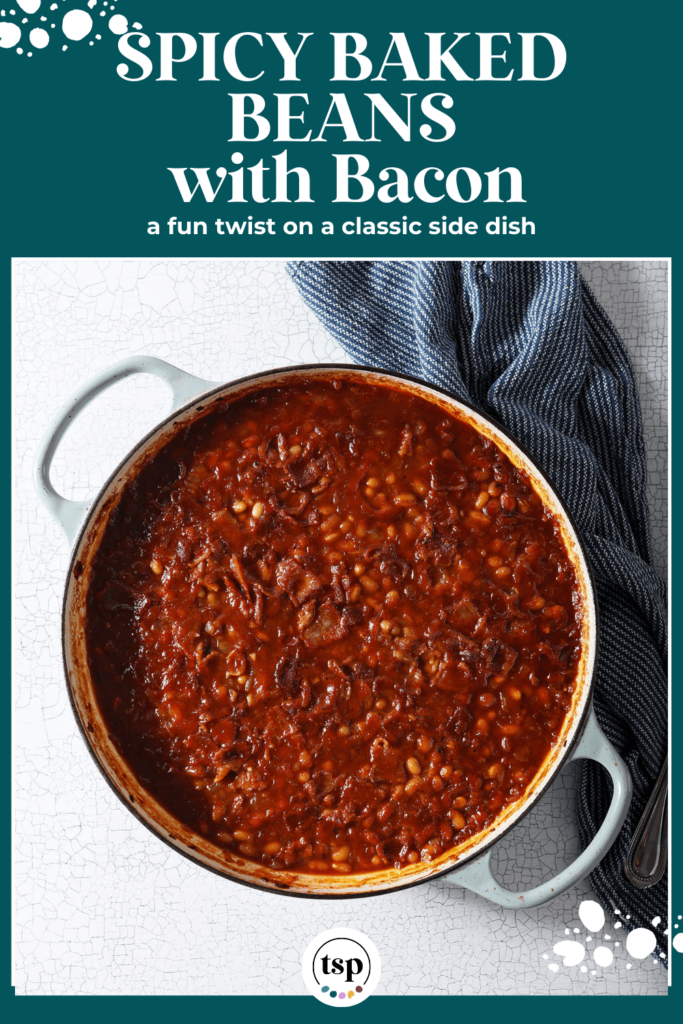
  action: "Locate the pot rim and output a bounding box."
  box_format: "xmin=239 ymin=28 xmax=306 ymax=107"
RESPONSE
xmin=61 ymin=361 xmax=599 ymax=899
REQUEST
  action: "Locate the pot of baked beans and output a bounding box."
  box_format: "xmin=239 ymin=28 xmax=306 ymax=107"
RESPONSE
xmin=34 ymin=357 xmax=631 ymax=905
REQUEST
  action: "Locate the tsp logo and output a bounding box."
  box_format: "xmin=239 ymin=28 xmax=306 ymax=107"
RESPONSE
xmin=302 ymin=928 xmax=381 ymax=1007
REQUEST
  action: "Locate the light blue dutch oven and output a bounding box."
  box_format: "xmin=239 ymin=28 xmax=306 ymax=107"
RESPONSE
xmin=34 ymin=356 xmax=632 ymax=904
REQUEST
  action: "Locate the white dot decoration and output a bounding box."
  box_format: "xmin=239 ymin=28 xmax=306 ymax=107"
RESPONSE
xmin=626 ymin=928 xmax=657 ymax=960
xmin=579 ymin=901 xmax=605 ymax=932
xmin=29 ymin=25 xmax=48 ymax=47
xmin=108 ymin=12 xmax=125 ymax=33
xmin=553 ymin=941 xmax=586 ymax=967
xmin=0 ymin=20 xmax=21 ymax=47
xmin=62 ymin=8 xmax=92 ymax=41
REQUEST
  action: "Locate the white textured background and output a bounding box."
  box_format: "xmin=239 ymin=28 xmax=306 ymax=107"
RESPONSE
xmin=13 ymin=260 xmax=668 ymax=996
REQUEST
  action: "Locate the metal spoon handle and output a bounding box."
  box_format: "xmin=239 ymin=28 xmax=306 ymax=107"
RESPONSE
xmin=624 ymin=756 xmax=668 ymax=888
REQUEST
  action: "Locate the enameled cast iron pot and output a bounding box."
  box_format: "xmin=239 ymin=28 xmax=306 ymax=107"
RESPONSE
xmin=34 ymin=357 xmax=632 ymax=904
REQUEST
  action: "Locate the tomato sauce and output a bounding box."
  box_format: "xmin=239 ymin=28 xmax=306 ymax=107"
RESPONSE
xmin=86 ymin=376 xmax=582 ymax=875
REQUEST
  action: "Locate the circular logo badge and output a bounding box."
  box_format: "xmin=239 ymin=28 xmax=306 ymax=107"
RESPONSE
xmin=302 ymin=928 xmax=381 ymax=1006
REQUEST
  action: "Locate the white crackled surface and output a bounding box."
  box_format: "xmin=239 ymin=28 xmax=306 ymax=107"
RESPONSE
xmin=577 ymin=262 xmax=668 ymax=581
xmin=13 ymin=260 xmax=668 ymax=996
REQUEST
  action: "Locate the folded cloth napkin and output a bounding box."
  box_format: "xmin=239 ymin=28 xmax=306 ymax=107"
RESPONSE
xmin=287 ymin=260 xmax=667 ymax=957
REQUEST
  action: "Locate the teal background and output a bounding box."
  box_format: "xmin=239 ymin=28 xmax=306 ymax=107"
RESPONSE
xmin=1 ymin=0 xmax=678 ymax=1017
xmin=0 ymin=0 xmax=678 ymax=257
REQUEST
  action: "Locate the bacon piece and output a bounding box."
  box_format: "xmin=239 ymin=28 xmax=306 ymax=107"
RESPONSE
xmin=253 ymin=588 xmax=264 ymax=628
xmin=293 ymin=461 xmax=322 ymax=489
xmin=222 ymin=574 xmax=253 ymax=619
xmin=234 ymin=765 xmax=268 ymax=792
xmin=275 ymin=557 xmax=322 ymax=606
xmin=341 ymin=605 xmax=364 ymax=627
xmin=230 ymin=553 xmax=252 ymax=600
xmin=379 ymin=554 xmax=411 ymax=581
xmin=369 ymin=738 xmax=402 ymax=782
xmin=450 ymin=599 xmax=480 ymax=634
xmin=397 ymin=426 xmax=413 ymax=457
xmin=329 ymin=565 xmax=348 ymax=604
xmin=302 ymin=606 xmax=348 ymax=649
xmin=427 ymin=619 xmax=482 ymax=662
xmin=448 ymin=707 xmax=470 ymax=736
xmin=415 ymin=532 xmax=457 ymax=567
xmin=297 ymin=600 xmax=316 ymax=632
xmin=274 ymin=642 xmax=302 ymax=696
xmin=482 ymin=638 xmax=518 ymax=677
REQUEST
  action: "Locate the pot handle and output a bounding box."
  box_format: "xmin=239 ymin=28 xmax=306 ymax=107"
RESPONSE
xmin=33 ymin=355 xmax=220 ymax=547
xmin=443 ymin=704 xmax=632 ymax=908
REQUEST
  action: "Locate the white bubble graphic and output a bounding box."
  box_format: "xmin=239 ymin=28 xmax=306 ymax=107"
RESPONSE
xmin=62 ymin=8 xmax=91 ymax=41
xmin=18 ymin=0 xmax=40 ymax=12
xmin=108 ymin=13 xmax=126 ymax=34
xmin=548 ymin=963 xmax=559 ymax=972
xmin=553 ymin=940 xmax=585 ymax=967
xmin=0 ymin=20 xmax=21 ymax=47
xmin=626 ymin=928 xmax=657 ymax=959
xmin=673 ymin=933 xmax=683 ymax=954
xmin=578 ymin=899 xmax=605 ymax=932
xmin=594 ymin=946 xmax=614 ymax=968
xmin=29 ymin=25 xmax=48 ymax=46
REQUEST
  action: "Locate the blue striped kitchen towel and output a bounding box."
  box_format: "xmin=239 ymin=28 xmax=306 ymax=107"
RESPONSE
xmin=287 ymin=260 xmax=667 ymax=955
